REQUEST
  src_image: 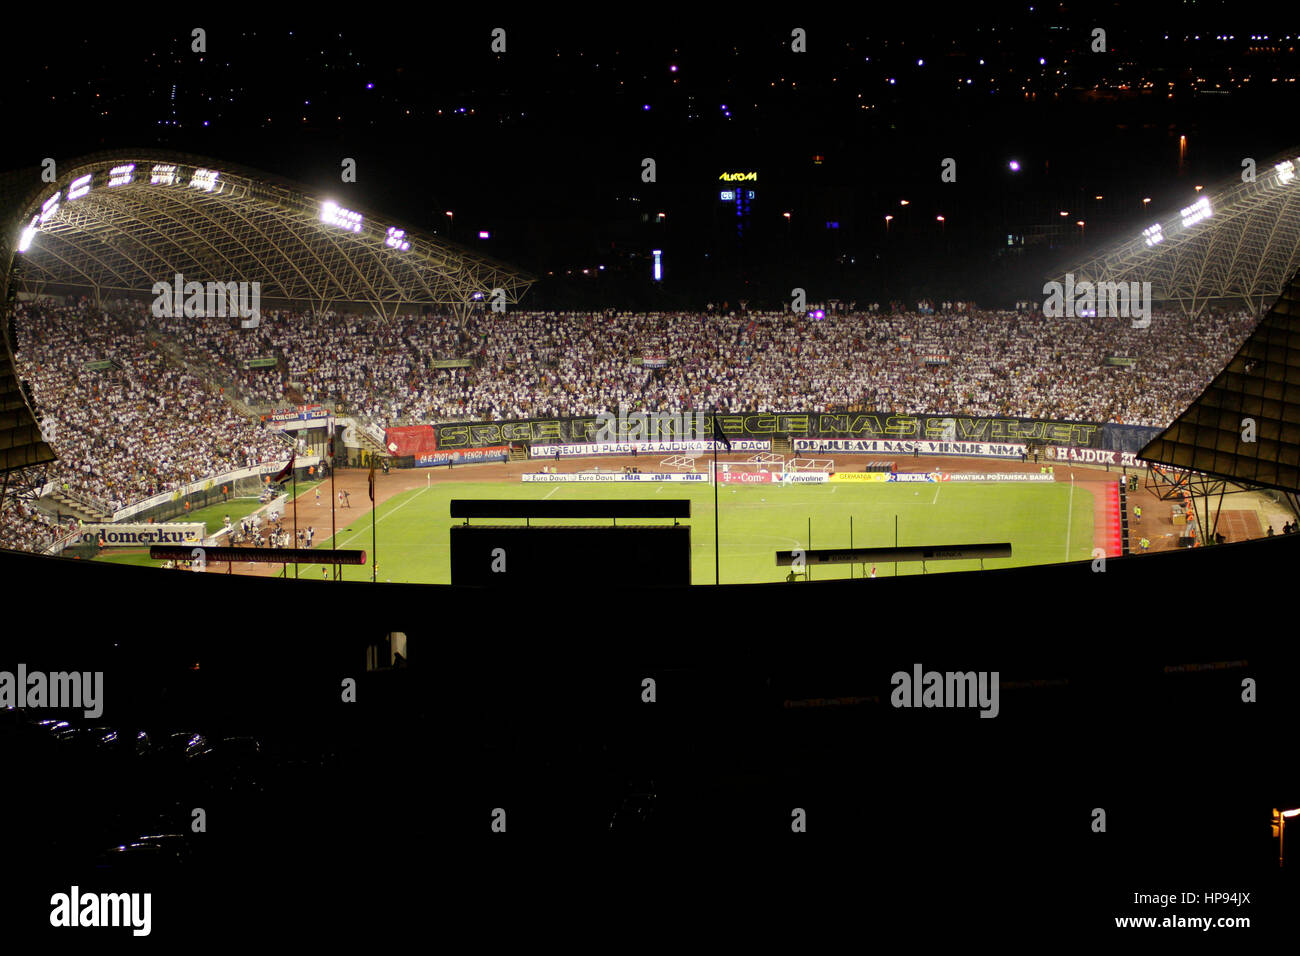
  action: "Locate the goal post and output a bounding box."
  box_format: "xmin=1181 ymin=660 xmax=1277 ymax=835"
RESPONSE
xmin=788 ymin=458 xmax=834 ymax=472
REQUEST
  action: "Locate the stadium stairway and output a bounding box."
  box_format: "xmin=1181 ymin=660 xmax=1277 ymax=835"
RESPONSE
xmin=45 ymin=489 xmax=110 ymax=523
xmin=509 ymin=446 xmax=528 ymax=462
xmin=353 ymin=423 xmax=390 ymax=459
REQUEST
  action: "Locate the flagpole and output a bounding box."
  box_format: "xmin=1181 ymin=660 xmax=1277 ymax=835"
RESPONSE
xmin=292 ymin=451 xmax=299 ymax=579
xmin=713 ymin=411 xmax=720 ymax=586
xmin=330 ymin=425 xmax=337 ymax=580
xmin=370 ymin=457 xmax=377 ymax=583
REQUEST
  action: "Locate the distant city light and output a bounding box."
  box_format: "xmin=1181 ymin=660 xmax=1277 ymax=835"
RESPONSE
xmin=670 ymin=65 xmax=677 ymax=72
xmin=478 ymin=230 xmax=490 ymax=239
xmin=1008 ymin=160 xmax=1020 ymax=171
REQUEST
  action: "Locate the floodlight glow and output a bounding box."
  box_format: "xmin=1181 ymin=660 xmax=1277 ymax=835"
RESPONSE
xmin=478 ymin=230 xmax=490 ymax=239
xmin=189 ymin=168 xmax=220 ymax=192
xmin=320 ymin=201 xmax=363 ymax=232
xmin=150 ymin=164 xmax=177 ymax=185
xmin=108 ymin=164 xmax=135 ymax=187
xmin=68 ymin=175 xmax=92 ymax=201
xmin=1142 ymin=224 xmax=1164 ymax=246
xmin=1180 ymin=196 xmax=1212 ymax=227
xmin=1276 ymin=160 xmax=1295 ymax=185
xmin=1008 ymin=160 xmax=1020 ymax=171
xmin=385 ymin=227 xmax=410 ymax=251
xmin=38 ymin=193 xmax=61 ymax=224
xmin=17 ymin=224 xmax=37 ymax=253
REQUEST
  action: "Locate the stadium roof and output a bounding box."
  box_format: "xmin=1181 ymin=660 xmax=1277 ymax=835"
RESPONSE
xmin=0 ymin=149 xmax=537 ymax=476
xmin=1053 ymin=147 xmax=1300 ymax=316
xmin=1140 ymin=267 xmax=1300 ymax=494
xmin=0 ymin=149 xmax=535 ymax=318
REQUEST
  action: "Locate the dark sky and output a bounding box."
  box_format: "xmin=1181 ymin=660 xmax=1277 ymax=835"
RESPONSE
xmin=4 ymin=4 xmax=1299 ymax=307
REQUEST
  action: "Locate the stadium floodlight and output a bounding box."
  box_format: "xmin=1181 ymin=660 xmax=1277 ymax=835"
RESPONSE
xmin=107 ymin=164 xmax=135 ymax=187
xmin=17 ymin=223 xmax=37 ymax=253
xmin=38 ymin=193 xmax=61 ymax=225
xmin=68 ymin=174 xmax=92 ymax=201
xmin=320 ymin=200 xmax=363 ymax=233
xmin=150 ymin=164 xmax=177 ymax=185
xmin=1142 ymin=223 xmax=1164 ymax=246
xmin=189 ymin=168 xmax=220 ymax=192
xmin=1180 ymin=196 xmax=1212 ymax=227
xmin=478 ymin=230 xmax=490 ymax=239
xmin=1276 ymin=160 xmax=1296 ymax=185
xmin=384 ymin=226 xmax=410 ymax=251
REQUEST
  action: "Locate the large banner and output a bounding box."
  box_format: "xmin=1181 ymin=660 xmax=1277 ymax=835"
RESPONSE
xmin=417 ymin=446 xmax=508 ymax=467
xmin=797 ymin=439 xmax=1026 ymax=458
xmin=385 ymin=425 xmax=439 ymax=459
xmin=435 ymin=412 xmax=1104 ymax=450
xmin=77 ymin=522 xmax=206 ymax=548
xmin=532 ymin=439 xmax=769 ymax=457
xmin=1043 ymin=445 xmax=1147 ymax=467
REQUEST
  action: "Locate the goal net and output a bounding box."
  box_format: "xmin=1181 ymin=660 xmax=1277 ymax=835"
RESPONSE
xmin=787 ymin=458 xmax=834 ymax=473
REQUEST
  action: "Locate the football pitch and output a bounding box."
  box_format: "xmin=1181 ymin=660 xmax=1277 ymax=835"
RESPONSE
xmin=284 ymin=478 xmax=1096 ymax=585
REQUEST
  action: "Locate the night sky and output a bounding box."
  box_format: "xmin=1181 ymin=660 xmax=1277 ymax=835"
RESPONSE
xmin=6 ymin=6 xmax=1300 ymax=307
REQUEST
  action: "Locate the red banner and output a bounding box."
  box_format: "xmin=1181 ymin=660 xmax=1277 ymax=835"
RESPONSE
xmin=384 ymin=425 xmax=438 ymax=458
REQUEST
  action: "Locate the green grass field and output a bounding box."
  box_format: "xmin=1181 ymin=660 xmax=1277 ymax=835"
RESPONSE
xmin=270 ymin=478 xmax=1096 ymax=585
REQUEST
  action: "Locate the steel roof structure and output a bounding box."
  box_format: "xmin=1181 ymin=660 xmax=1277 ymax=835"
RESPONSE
xmin=1051 ymin=148 xmax=1300 ymax=317
xmin=1140 ymin=267 xmax=1300 ymax=497
xmin=0 ymin=149 xmax=536 ymax=477
xmin=1 ymin=149 xmax=535 ymax=318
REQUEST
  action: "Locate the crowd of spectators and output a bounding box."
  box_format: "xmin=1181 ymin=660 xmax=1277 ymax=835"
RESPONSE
xmin=1 ymin=295 xmax=1260 ymax=551
xmin=0 ymin=499 xmax=76 ymax=552
xmin=11 ymin=297 xmax=287 ymax=515
xmin=115 ymin=299 xmax=1264 ymax=429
